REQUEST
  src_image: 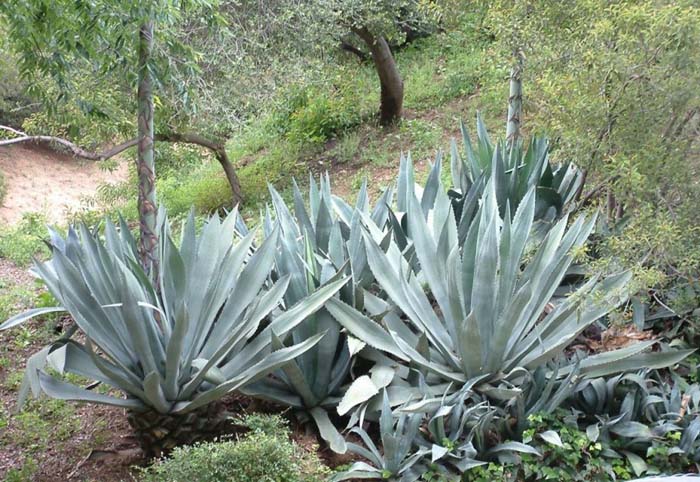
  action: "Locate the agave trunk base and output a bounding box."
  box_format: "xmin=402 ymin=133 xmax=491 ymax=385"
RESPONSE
xmin=127 ymin=402 xmax=227 ymax=459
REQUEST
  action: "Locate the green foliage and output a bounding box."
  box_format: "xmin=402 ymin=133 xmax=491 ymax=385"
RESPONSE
xmin=0 ymin=398 xmax=79 ymax=452
xmin=0 ymin=18 xmax=34 ymax=128
xmin=331 ymin=130 xmax=362 ymax=164
xmin=0 ymin=0 xmax=220 ymax=114
xmin=0 ymin=212 xmax=50 ymax=266
xmin=484 ymin=0 xmax=700 ymax=307
xmin=235 ymin=412 xmax=290 ymax=438
xmin=280 ymin=87 xmax=365 ymax=145
xmin=399 ymin=25 xmax=485 ymax=109
xmin=1 ymin=5 xmax=700 ymax=477
xmin=139 ymin=415 xmax=329 ymax=482
xmin=588 ymin=207 xmax=700 ymax=311
xmin=517 ymin=411 xmax=694 ymax=481
xmin=236 ymin=140 xmax=306 ymax=210
xmin=158 ymin=163 xmax=233 ymax=216
xmin=0 ymin=281 xmax=36 ymax=322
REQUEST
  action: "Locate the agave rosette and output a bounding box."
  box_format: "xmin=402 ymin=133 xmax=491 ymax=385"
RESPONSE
xmin=1 ymin=209 xmax=347 ymax=422
xmin=328 ymin=176 xmax=690 ymax=413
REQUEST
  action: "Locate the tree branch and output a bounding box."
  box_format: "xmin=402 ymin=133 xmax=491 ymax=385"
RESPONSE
xmin=0 ymin=126 xmax=140 ymax=160
xmin=571 ymin=174 xmax=621 ymax=213
xmin=0 ymin=126 xmax=243 ymax=204
xmin=340 ymin=41 xmax=368 ymax=61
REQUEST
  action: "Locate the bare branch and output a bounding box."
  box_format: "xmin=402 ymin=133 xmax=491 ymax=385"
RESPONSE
xmin=0 ymin=127 xmax=243 ymax=204
xmin=572 ymin=174 xmax=621 ymax=213
xmin=0 ymin=130 xmax=139 ymax=161
xmin=0 ymin=125 xmax=28 ymax=137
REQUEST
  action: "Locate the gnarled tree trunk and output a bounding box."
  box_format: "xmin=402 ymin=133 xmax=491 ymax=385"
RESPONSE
xmin=137 ymin=22 xmax=158 ymax=273
xmin=353 ymin=27 xmax=404 ymax=126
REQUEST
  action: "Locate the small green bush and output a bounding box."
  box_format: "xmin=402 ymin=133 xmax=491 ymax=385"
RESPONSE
xmin=235 ymin=412 xmax=290 ymax=438
xmin=237 ymin=140 xmax=305 ymax=209
xmin=272 ymin=78 xmax=369 ymax=146
xmin=0 ymin=212 xmax=50 ymax=266
xmin=140 ymin=414 xmax=329 ymax=482
xmin=158 ymin=163 xmax=233 ymax=216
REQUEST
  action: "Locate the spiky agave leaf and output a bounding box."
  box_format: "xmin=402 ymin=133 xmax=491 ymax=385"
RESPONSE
xmin=2 ymin=208 xmax=348 ymax=453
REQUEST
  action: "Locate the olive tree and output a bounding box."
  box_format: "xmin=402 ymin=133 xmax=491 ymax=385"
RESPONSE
xmin=284 ymin=0 xmax=442 ymax=125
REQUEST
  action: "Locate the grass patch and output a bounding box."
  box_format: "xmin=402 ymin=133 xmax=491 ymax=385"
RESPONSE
xmin=0 ymin=398 xmax=80 ymax=452
xmin=4 ymin=459 xmax=38 ymax=482
xmin=331 ymin=130 xmax=362 ymax=164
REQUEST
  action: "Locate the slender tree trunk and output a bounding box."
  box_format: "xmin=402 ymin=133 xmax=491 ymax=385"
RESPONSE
xmin=506 ymin=53 xmax=523 ymax=146
xmin=137 ymin=22 xmax=158 ymax=273
xmin=353 ymin=28 xmax=404 ymax=125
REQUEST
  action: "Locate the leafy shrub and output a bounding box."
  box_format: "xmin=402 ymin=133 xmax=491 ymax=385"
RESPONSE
xmin=234 ymin=413 xmax=290 ymax=438
xmin=158 ymin=163 xmax=233 ymax=216
xmin=0 ymin=212 xmax=50 ymax=266
xmin=140 ymin=414 xmax=329 ymax=482
xmin=458 ymin=411 xmax=696 ymax=481
xmin=237 ymin=140 xmax=304 ymax=209
xmin=285 ymin=90 xmax=362 ymax=145
xmin=270 ymin=72 xmax=371 ymax=146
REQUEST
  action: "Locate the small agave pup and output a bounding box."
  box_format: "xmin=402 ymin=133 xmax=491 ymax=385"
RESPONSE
xmin=0 ymin=209 xmax=347 ymax=457
xmin=333 ymin=391 xmax=428 ymax=482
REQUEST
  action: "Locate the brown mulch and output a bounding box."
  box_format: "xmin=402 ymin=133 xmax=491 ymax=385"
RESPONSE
xmin=569 ymin=323 xmax=656 ymax=356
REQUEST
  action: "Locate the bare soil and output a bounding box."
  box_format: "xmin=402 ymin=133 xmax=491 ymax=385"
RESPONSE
xmin=0 ymin=144 xmax=128 ymax=226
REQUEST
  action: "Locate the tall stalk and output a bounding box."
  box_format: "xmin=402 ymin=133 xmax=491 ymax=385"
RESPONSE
xmin=137 ymin=21 xmax=158 ymax=273
xmin=506 ymin=50 xmax=524 ymax=147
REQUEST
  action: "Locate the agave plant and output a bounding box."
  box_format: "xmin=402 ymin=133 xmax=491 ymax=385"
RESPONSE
xmin=448 ymin=114 xmax=583 ymax=243
xmin=327 ymin=180 xmax=691 ymax=407
xmin=239 ymin=176 xmax=394 ymax=453
xmin=333 ymin=391 xmax=429 ymax=482
xmin=574 ymin=371 xmax=700 ymax=449
xmin=0 ymin=210 xmax=347 ymax=457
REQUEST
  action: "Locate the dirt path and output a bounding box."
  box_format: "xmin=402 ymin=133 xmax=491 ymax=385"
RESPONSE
xmin=0 ymin=144 xmax=128 ymax=226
